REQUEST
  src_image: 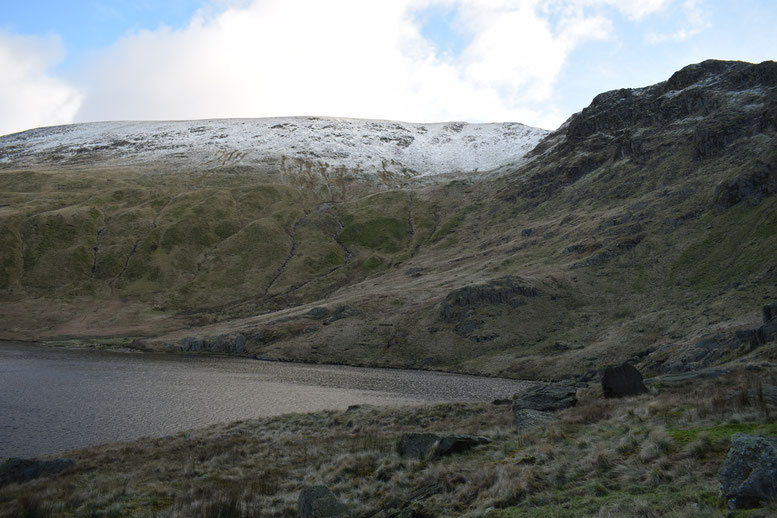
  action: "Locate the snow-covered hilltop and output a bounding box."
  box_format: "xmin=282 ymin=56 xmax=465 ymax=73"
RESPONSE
xmin=0 ymin=117 xmax=548 ymax=181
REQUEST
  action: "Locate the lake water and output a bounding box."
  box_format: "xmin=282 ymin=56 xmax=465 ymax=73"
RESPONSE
xmin=0 ymin=342 xmax=530 ymax=459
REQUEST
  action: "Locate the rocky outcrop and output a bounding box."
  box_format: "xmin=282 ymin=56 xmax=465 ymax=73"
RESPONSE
xmin=398 ymin=433 xmax=491 ymax=458
xmin=439 ymin=277 xmax=540 ymax=341
xmin=714 ymin=161 xmax=777 ymax=208
xmin=512 ymin=381 xmax=577 ymax=412
xmin=509 ymin=60 xmax=777 ymax=201
xmin=324 ymin=305 xmax=359 ymax=324
xmin=719 ymin=433 xmax=777 ymax=509
xmin=0 ymin=458 xmax=74 ymax=487
xmin=440 ymin=277 xmax=540 ymax=323
xmin=180 ymin=333 xmax=247 ymax=354
xmin=298 ymin=486 xmax=350 ymax=518
xmin=601 ymin=363 xmax=648 ymax=398
xmin=650 ymin=302 xmax=777 ymax=373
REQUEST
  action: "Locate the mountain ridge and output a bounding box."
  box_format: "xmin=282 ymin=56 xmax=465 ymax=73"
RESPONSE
xmin=0 ymin=117 xmax=548 ymax=197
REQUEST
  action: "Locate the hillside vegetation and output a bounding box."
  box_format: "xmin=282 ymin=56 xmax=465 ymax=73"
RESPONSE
xmin=1 ymin=60 xmax=776 ymax=382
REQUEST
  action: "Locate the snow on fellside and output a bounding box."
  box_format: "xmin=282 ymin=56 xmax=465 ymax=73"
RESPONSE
xmin=0 ymin=117 xmax=549 ymax=178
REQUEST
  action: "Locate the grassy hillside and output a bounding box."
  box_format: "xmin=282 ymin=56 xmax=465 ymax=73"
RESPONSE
xmin=1 ymin=60 xmax=776 ymax=381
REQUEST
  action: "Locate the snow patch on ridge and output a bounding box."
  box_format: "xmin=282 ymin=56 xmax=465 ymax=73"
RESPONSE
xmin=0 ymin=117 xmax=549 ymax=179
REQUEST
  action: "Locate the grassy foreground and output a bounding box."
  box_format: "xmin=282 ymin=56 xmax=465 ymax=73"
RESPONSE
xmin=1 ymin=368 xmax=776 ymax=517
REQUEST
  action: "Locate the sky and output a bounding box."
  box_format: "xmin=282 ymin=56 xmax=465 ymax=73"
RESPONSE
xmin=1 ymin=0 xmax=776 ymax=136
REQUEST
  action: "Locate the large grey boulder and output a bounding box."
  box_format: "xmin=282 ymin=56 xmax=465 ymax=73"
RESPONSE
xmin=398 ymin=433 xmax=491 ymax=458
xmin=0 ymin=458 xmax=74 ymax=487
xmin=601 ymin=363 xmax=649 ymax=398
xmin=298 ymin=486 xmax=350 ymax=518
xmin=719 ymin=433 xmax=777 ymax=509
xmin=512 ymin=408 xmax=558 ymax=429
xmin=512 ymin=381 xmax=577 ymax=412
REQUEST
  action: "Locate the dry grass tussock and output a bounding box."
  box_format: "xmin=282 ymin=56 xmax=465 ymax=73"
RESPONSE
xmin=1 ymin=368 xmax=776 ymax=517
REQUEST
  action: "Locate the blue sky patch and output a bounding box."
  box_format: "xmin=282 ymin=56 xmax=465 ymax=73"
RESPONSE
xmin=415 ymin=4 xmax=469 ymax=59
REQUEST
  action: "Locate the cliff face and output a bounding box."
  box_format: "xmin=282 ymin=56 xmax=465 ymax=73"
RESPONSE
xmin=508 ymin=59 xmax=777 ymax=202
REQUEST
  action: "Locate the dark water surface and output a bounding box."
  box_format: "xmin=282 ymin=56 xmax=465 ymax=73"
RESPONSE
xmin=0 ymin=342 xmax=530 ymax=459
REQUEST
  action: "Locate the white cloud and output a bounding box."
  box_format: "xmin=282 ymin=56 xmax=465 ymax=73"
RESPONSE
xmin=72 ymin=0 xmax=620 ymax=130
xmin=2 ymin=0 xmax=683 ymax=134
xmin=646 ymin=0 xmax=708 ymax=43
xmin=0 ymin=31 xmax=83 ymax=136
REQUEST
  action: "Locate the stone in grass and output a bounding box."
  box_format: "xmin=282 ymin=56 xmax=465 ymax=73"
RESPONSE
xmin=398 ymin=433 xmax=491 ymax=458
xmin=601 ymin=363 xmax=648 ymax=398
xmin=763 ymin=301 xmax=777 ymax=324
xmin=719 ymin=433 xmax=777 ymax=509
xmin=298 ymin=485 xmax=350 ymax=518
xmin=512 ymin=408 xmax=558 ymax=429
xmin=512 ymin=380 xmax=577 ymax=412
xmin=0 ymin=458 xmax=75 ymax=487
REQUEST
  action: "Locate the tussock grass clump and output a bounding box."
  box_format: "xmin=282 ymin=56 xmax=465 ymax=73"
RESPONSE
xmin=1 ymin=369 xmax=776 ymax=517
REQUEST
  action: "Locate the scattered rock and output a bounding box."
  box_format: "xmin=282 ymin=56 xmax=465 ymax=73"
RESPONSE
xmin=345 ymin=404 xmax=375 ymax=412
xmin=601 ymin=363 xmax=649 ymax=398
xmin=0 ymin=458 xmax=75 ymax=487
xmin=181 ymin=333 xmax=247 ymax=354
xmin=398 ymin=433 xmax=491 ymax=458
xmin=298 ymin=486 xmax=350 ymax=518
xmin=512 ymin=381 xmax=577 ymax=412
xmin=325 ymin=305 xmax=359 ymax=324
xmin=434 ymin=435 xmax=491 ymax=457
xmin=512 ymin=408 xmax=558 ymax=429
xmin=181 ymin=336 xmax=204 ymax=352
xmin=651 ymin=367 xmax=729 ymax=383
xmin=719 ymin=433 xmax=777 ymax=509
xmin=305 ymin=307 xmax=330 ymax=319
xmin=764 ymin=302 xmax=777 ymax=323
xmin=714 ymin=165 xmax=777 ymax=208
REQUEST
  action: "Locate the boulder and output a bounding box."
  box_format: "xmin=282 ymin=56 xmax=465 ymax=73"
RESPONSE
xmin=719 ymin=433 xmax=777 ymax=509
xmin=512 ymin=408 xmax=558 ymax=429
xmin=298 ymin=486 xmax=350 ymax=518
xmin=764 ymin=302 xmax=777 ymax=323
xmin=512 ymin=381 xmax=577 ymax=412
xmin=601 ymin=363 xmax=649 ymax=398
xmin=398 ymin=433 xmax=491 ymax=458
xmin=0 ymin=458 xmax=75 ymax=487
